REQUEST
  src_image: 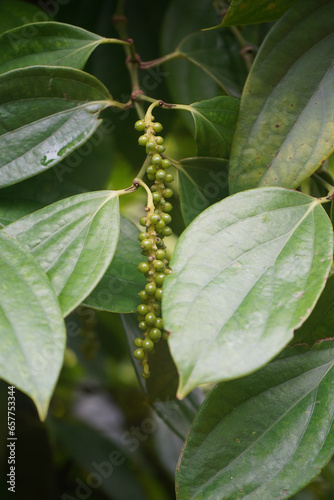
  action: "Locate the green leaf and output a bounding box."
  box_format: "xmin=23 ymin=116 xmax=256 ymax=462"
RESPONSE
xmin=176 ymin=29 xmax=248 ymax=97
xmin=5 ymin=191 xmax=120 ymax=317
xmin=162 ymin=188 xmax=333 ymax=397
xmin=178 ymin=157 xmax=229 ymax=226
xmin=229 ymin=0 xmax=334 ymax=193
xmin=0 ymin=169 xmax=86 ymax=206
xmin=161 ymin=0 xmax=221 ymax=105
xmin=121 ymin=313 xmax=179 ymax=402
xmin=0 ymin=66 xmax=112 ymax=187
xmin=293 ymin=274 xmax=334 ymax=347
xmin=0 ymin=0 xmax=50 ymax=36
xmin=121 ymin=313 xmax=204 ymax=441
xmin=50 ymin=418 xmax=147 ymax=500
xmin=176 ymin=341 xmax=334 ymax=500
xmin=0 ymin=22 xmax=106 ymax=75
xmin=220 ymin=0 xmax=299 ymax=27
xmin=84 ymin=217 xmax=144 ymax=313
xmin=0 ymin=230 xmax=65 ymax=420
xmin=190 ymin=96 xmax=239 ymax=158
xmin=0 ymin=198 xmax=43 ymax=226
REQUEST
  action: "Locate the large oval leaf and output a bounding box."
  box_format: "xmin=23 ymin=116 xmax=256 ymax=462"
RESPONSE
xmin=178 ymin=157 xmax=229 ymax=226
xmin=0 ymin=198 xmax=43 ymax=226
xmin=161 ymin=0 xmax=220 ymax=105
xmin=121 ymin=313 xmax=204 ymax=441
xmin=176 ymin=341 xmax=334 ymax=499
xmin=162 ymin=188 xmax=333 ymax=397
xmin=84 ymin=217 xmax=144 ymax=313
xmin=0 ymin=66 xmax=112 ymax=187
xmin=229 ymin=0 xmax=334 ymax=193
xmin=0 ymin=230 xmax=65 ymax=420
xmin=5 ymin=191 xmax=120 ymax=317
xmin=0 ymin=22 xmax=106 ymax=75
xmin=176 ymin=30 xmax=248 ymax=97
xmin=190 ymin=96 xmax=239 ymax=158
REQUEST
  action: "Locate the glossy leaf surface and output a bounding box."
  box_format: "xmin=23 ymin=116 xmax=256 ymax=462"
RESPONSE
xmin=0 ymin=66 xmax=111 ymax=187
xmin=0 ymin=22 xmax=105 ymax=74
xmin=178 ymin=157 xmax=229 ymax=226
xmin=229 ymin=0 xmax=334 ymax=193
xmin=5 ymin=191 xmax=120 ymax=317
xmin=176 ymin=341 xmax=334 ymax=499
xmin=0 ymin=230 xmax=65 ymax=419
xmin=163 ymin=188 xmax=333 ymax=397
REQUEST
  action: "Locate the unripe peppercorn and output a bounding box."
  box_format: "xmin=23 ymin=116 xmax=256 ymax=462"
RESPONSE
xmin=135 ymin=120 xmax=146 ymax=131
xmin=146 ymin=165 xmax=157 ymax=176
xmin=138 ymin=290 xmax=149 ymax=301
xmin=149 ymin=328 xmax=161 ymax=342
xmin=155 ymin=273 xmax=165 ymax=286
xmin=162 ymin=226 xmax=172 ymax=237
xmin=143 ymin=339 xmax=154 ymax=351
xmin=155 ymin=169 xmax=166 ymax=181
xmin=138 ymin=262 xmax=149 ymax=273
xmin=145 ymin=312 xmax=156 ymax=325
xmin=138 ymin=135 xmax=148 ymax=146
xmin=155 ymin=219 xmax=165 ymax=231
xmin=138 ymin=232 xmax=147 ymax=241
xmin=152 ymin=154 xmax=162 ymax=165
xmin=161 ymin=213 xmax=172 ymax=224
xmin=141 ymin=239 xmax=152 ymax=251
xmin=137 ymin=304 xmax=148 ymax=316
xmin=163 ymin=188 xmax=173 ymax=199
xmin=153 ymin=122 xmax=163 ymax=133
xmin=145 ymin=282 xmax=157 ymax=295
xmin=163 ymin=202 xmax=172 ymax=212
xmin=134 ymin=348 xmax=145 ymax=359
xmin=146 ymin=141 xmax=155 ymax=152
xmin=155 ymin=317 xmax=164 ymax=329
xmin=150 ymin=213 xmax=160 ymax=224
xmin=156 ymin=249 xmax=165 ymax=260
xmin=153 ymin=259 xmax=165 ymax=271
xmin=161 ymin=159 xmax=171 ymax=169
xmin=165 ymin=173 xmax=174 ymax=183
xmin=134 ymin=337 xmax=143 ymax=347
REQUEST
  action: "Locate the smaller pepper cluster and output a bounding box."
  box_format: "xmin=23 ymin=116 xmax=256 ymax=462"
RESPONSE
xmin=133 ymin=118 xmax=174 ymax=378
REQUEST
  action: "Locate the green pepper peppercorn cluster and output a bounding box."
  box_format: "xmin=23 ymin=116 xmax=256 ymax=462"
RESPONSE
xmin=133 ymin=118 xmax=174 ymax=378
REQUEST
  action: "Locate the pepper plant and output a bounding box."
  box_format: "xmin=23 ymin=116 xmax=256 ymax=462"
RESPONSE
xmin=1 ymin=0 xmax=334 ymax=498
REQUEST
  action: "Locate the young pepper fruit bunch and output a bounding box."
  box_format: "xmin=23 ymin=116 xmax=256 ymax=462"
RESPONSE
xmin=133 ymin=117 xmax=174 ymax=378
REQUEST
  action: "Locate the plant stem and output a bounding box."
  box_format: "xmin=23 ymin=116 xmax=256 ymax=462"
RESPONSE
xmin=229 ymin=25 xmax=254 ymax=72
xmin=134 ymin=178 xmax=154 ymax=211
xmin=136 ymin=156 xmax=152 ymax=180
xmin=139 ymin=51 xmax=181 ymax=69
xmin=313 ymin=173 xmax=334 ymax=192
xmin=112 ymin=2 xmax=145 ymax=119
